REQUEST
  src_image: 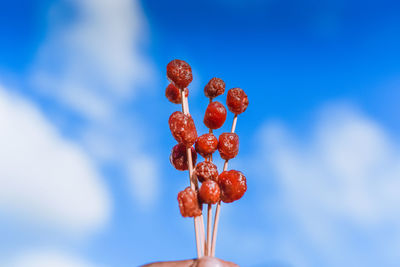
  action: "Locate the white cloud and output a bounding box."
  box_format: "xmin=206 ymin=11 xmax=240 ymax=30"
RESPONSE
xmin=0 ymin=86 xmax=111 ymax=233
xmin=30 ymin=0 xmax=159 ymax=210
xmin=126 ymin=155 xmax=159 ymax=209
xmin=258 ymin=103 xmax=400 ymax=266
xmin=32 ymin=0 xmax=153 ymax=120
xmin=5 ymin=250 xmax=97 ymax=267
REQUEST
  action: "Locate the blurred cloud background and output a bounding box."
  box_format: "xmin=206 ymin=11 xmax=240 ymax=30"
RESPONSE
xmin=0 ymin=0 xmax=399 ymax=266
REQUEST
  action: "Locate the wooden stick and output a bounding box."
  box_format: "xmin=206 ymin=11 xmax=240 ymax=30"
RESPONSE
xmin=231 ymin=114 xmax=238 ymax=133
xmin=181 ymin=89 xmax=203 ymax=258
xmin=207 ymin=203 xmax=212 ymax=256
xmin=211 ymin=114 xmax=238 ymax=256
xmin=199 ymin=213 xmax=206 ymax=256
xmin=184 ymin=94 xmax=206 ymax=255
xmin=205 ymin=97 xmax=214 ymax=256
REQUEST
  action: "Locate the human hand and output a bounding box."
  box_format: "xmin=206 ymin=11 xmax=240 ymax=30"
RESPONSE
xmin=141 ymin=256 xmax=238 ymax=267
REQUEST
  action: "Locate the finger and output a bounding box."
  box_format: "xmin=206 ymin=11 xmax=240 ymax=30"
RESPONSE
xmin=195 ymin=257 xmax=239 ymax=267
xmin=141 ymin=259 xmax=195 ymax=267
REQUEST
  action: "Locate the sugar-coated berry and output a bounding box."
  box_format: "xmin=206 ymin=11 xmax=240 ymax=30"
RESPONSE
xmin=169 ymin=111 xmax=197 ymax=147
xmin=199 ymin=180 xmax=221 ymax=204
xmin=218 ymin=133 xmax=239 ymax=160
xmin=218 ymin=170 xmax=247 ymax=203
xmin=195 ymin=133 xmax=218 ymax=158
xmin=204 ymin=78 xmax=225 ymax=98
xmin=170 ymin=143 xmax=197 ymax=171
xmin=167 ymin=59 xmax=193 ymax=89
xmin=194 ymin=161 xmax=218 ymax=183
xmin=227 ymin=88 xmax=249 ymax=115
xmin=204 ymin=101 xmax=227 ymax=130
xmin=177 ymin=187 xmax=202 ymax=217
xmin=165 ymin=83 xmax=188 ymax=104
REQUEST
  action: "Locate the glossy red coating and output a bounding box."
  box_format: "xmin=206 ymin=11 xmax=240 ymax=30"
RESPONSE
xmin=170 ymin=143 xmax=197 ymax=171
xmin=226 ymin=88 xmax=249 ymax=115
xmin=218 ymin=170 xmax=247 ymax=203
xmin=204 ymin=101 xmax=227 ymax=130
xmin=204 ymin=77 xmax=225 ymax=98
xmin=195 ymin=133 xmax=218 ymax=158
xmin=177 ymin=187 xmax=202 ymax=217
xmin=169 ymin=111 xmax=197 ymax=147
xmin=199 ymin=180 xmax=221 ymax=204
xmin=218 ymin=133 xmax=239 ymax=160
xmin=194 ymin=161 xmax=218 ymax=183
xmin=167 ymin=59 xmax=193 ymax=89
xmin=165 ymin=83 xmax=188 ymax=104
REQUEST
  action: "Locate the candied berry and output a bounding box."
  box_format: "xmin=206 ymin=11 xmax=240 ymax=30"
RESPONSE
xmin=169 ymin=111 xmax=197 ymax=147
xmin=204 ymin=78 xmax=225 ymax=98
xmin=227 ymin=88 xmax=249 ymax=115
xmin=195 ymin=161 xmax=218 ymax=183
xmin=165 ymin=83 xmax=188 ymax=104
xmin=177 ymin=187 xmax=202 ymax=217
xmin=218 ymin=133 xmax=239 ymax=160
xmin=195 ymin=133 xmax=218 ymax=158
xmin=167 ymin=59 xmax=193 ymax=89
xmin=204 ymin=101 xmax=227 ymax=130
xmin=170 ymin=143 xmax=197 ymax=171
xmin=218 ymin=170 xmax=247 ymax=203
xmin=199 ymin=180 xmax=221 ymax=204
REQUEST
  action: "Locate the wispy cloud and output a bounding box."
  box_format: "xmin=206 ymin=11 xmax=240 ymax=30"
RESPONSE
xmin=256 ymin=103 xmax=400 ymax=266
xmin=30 ymin=0 xmax=160 ymax=208
xmin=127 ymin=155 xmax=160 ymax=210
xmin=32 ymin=0 xmax=153 ymax=120
xmin=0 ymin=85 xmax=111 ymax=233
xmin=5 ymin=250 xmax=97 ymax=267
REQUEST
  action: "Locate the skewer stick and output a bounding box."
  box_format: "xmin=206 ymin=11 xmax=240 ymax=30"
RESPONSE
xmin=181 ymin=89 xmax=203 ymax=258
xmin=211 ymin=114 xmax=238 ymax=256
xmin=231 ymin=114 xmax=238 ymax=133
xmin=204 ymin=98 xmax=214 ymax=256
xmin=199 ymin=213 xmax=206 ymax=256
xmin=183 ymin=94 xmax=206 ymax=255
xmin=185 ymin=139 xmax=202 ymax=258
xmin=205 ymin=157 xmax=213 ymax=256
xmin=207 ymin=203 xmax=212 ymax=256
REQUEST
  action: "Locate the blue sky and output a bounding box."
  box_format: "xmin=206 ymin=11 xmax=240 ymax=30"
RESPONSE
xmin=0 ymin=0 xmax=400 ymax=266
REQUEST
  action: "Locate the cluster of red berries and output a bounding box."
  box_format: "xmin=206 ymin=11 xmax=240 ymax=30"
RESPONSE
xmin=166 ymin=59 xmax=248 ymax=218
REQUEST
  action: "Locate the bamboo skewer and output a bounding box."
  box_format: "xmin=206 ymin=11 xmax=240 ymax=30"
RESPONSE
xmin=211 ymin=114 xmax=238 ymax=256
xmin=207 ymin=188 xmax=213 ymax=256
xmin=187 ymin=145 xmax=202 ymax=258
xmin=180 ymin=90 xmax=204 ymax=258
xmin=199 ymin=213 xmax=206 ymax=256
xmin=205 ymin=98 xmax=214 ymax=256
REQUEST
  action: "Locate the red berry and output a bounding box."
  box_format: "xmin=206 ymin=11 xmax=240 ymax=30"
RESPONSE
xmin=204 ymin=78 xmax=225 ymax=98
xmin=177 ymin=187 xmax=202 ymax=217
xmin=227 ymin=88 xmax=248 ymax=115
xmin=167 ymin=59 xmax=193 ymax=89
xmin=170 ymin=143 xmax=197 ymax=171
xmin=218 ymin=170 xmax=247 ymax=203
xmin=169 ymin=111 xmax=197 ymax=147
xmin=165 ymin=83 xmax=188 ymax=104
xmin=194 ymin=161 xmax=218 ymax=183
xmin=195 ymin=133 xmax=218 ymax=158
xmin=218 ymin=133 xmax=239 ymax=160
xmin=199 ymin=180 xmax=220 ymax=204
xmin=204 ymin=101 xmax=227 ymax=130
